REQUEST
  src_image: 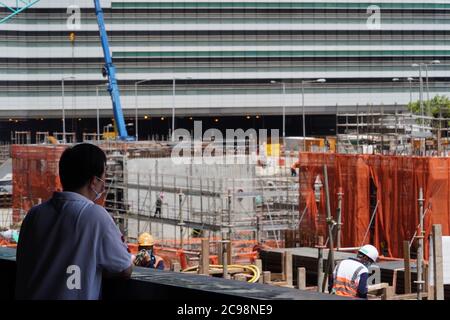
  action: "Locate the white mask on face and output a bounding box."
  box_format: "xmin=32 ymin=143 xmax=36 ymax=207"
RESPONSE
xmin=91 ymin=176 xmax=105 ymax=201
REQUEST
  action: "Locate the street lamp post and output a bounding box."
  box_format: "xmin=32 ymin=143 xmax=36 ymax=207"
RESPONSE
xmin=424 ymin=60 xmax=440 ymax=116
xmin=172 ymin=78 xmax=176 ymax=142
xmin=407 ymin=77 xmax=414 ymax=105
xmin=135 ymin=79 xmax=152 ymax=141
xmin=301 ymin=79 xmax=326 ymax=151
xmin=61 ymin=76 xmax=76 ymax=143
xmin=270 ymin=80 xmax=287 ymax=140
xmin=172 ymin=77 xmax=192 ymax=142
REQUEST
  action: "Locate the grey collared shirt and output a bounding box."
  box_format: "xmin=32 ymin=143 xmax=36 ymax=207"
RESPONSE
xmin=15 ymin=191 xmax=131 ymax=300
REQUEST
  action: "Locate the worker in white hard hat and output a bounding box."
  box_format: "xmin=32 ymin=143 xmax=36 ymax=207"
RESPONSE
xmin=328 ymin=244 xmax=379 ymax=299
xmin=134 ymin=232 xmax=165 ymax=270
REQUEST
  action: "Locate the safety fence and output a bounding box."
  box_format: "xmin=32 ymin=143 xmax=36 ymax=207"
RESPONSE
xmin=296 ymin=153 xmax=450 ymax=258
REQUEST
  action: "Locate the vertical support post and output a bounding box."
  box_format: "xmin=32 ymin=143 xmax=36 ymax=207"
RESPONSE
xmin=432 ymin=224 xmax=444 ymax=300
xmin=179 ymin=192 xmax=184 ymax=249
xmin=285 ymin=252 xmax=293 ymax=287
xmin=227 ymin=190 xmax=232 ymax=243
xmin=382 ymin=286 xmax=395 ymax=300
xmin=263 ymin=271 xmax=271 ymax=284
xmin=416 ymin=187 xmax=424 ymax=300
xmin=148 ymin=173 xmax=152 ymax=234
xmin=226 ymin=241 xmax=232 ymax=265
xmin=172 ymin=262 xmax=181 ymax=272
xmin=255 ymin=259 xmax=264 ymax=284
xmin=317 ymin=236 xmax=324 ymax=292
xmin=200 ymin=178 xmax=203 ymax=225
xmin=403 ymin=240 xmax=412 ymax=294
xmin=322 ymin=165 xmax=334 ymax=292
xmin=336 ymin=188 xmax=343 ymax=249
xmin=297 ymin=267 xmax=306 ymax=290
xmin=200 ymin=238 xmax=210 ymax=275
xmin=222 ymin=241 xmax=230 ymax=279
xmin=356 ymin=103 xmax=360 ymax=152
xmin=137 ymin=173 xmax=140 ymax=235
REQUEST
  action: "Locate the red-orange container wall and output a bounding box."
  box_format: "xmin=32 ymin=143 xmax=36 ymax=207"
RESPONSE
xmin=297 ymin=153 xmax=450 ymax=259
xmin=11 ymin=145 xmax=66 ymax=223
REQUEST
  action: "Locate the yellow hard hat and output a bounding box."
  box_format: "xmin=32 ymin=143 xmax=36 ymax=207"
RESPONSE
xmin=138 ymin=232 xmax=154 ymax=246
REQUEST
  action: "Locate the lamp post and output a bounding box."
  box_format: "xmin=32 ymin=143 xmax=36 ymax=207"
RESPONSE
xmin=172 ymin=76 xmax=192 ymax=141
xmin=412 ymin=61 xmax=440 ymax=156
xmin=135 ymin=79 xmax=152 ymax=141
xmin=301 ymin=79 xmax=326 ymax=151
xmin=270 ymin=81 xmax=286 ymax=139
xmin=407 ymin=77 xmax=415 ymax=105
xmin=61 ymin=76 xmax=76 ymax=143
xmin=423 ymin=60 xmax=440 ymax=116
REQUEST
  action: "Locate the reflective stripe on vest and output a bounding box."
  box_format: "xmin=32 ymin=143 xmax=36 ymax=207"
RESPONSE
xmin=332 ymin=261 xmax=364 ymax=297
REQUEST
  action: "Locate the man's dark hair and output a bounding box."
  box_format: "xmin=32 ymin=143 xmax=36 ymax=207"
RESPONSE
xmin=59 ymin=143 xmax=107 ymax=191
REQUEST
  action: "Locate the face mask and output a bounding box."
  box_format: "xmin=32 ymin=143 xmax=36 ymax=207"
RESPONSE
xmin=91 ymin=176 xmax=105 ymax=201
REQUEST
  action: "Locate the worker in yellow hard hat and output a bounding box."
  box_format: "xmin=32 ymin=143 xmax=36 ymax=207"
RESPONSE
xmin=134 ymin=232 xmax=165 ymax=270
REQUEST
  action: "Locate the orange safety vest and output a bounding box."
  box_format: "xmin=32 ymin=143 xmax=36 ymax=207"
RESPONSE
xmin=331 ymin=259 xmax=366 ymax=297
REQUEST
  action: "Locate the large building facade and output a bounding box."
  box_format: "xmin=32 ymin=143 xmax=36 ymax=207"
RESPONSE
xmin=0 ymin=0 xmax=449 ymax=140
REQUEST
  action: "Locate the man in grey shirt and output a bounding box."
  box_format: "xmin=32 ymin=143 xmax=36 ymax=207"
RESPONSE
xmin=15 ymin=143 xmax=133 ymax=300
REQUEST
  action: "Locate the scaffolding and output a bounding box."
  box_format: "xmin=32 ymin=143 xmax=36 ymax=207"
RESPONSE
xmin=0 ymin=143 xmax=10 ymax=165
xmin=336 ymin=105 xmax=450 ymax=156
xmin=102 ymin=151 xmax=300 ymax=251
xmin=11 ymin=132 xmax=31 ymax=145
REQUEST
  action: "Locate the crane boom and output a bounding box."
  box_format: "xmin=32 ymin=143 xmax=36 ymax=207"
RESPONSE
xmin=0 ymin=0 xmax=40 ymax=24
xmin=93 ymin=0 xmax=131 ymax=140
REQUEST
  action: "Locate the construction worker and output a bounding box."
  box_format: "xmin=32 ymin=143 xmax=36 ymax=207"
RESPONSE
xmin=154 ymin=192 xmax=163 ymax=217
xmin=328 ymin=244 xmax=379 ymax=299
xmin=134 ymin=232 xmax=165 ymax=270
xmin=290 ymin=163 xmax=297 ymax=177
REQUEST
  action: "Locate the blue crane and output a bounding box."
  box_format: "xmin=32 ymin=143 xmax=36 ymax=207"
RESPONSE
xmin=1 ymin=0 xmax=132 ymax=140
xmin=93 ymin=0 xmax=131 ymax=140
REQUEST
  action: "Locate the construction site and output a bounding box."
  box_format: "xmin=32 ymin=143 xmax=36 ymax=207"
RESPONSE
xmin=1 ymin=0 xmax=450 ymax=302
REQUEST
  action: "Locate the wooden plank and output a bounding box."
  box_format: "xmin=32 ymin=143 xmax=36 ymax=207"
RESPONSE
xmin=281 ymin=252 xmax=286 ymax=281
xmin=255 ymin=259 xmax=264 ymax=284
xmin=432 ymin=224 xmax=444 ymax=300
xmin=403 ymin=240 xmax=411 ymax=294
xmin=226 ymin=241 xmax=232 ymax=265
xmin=199 ymin=238 xmax=210 ymax=275
xmin=285 ymin=252 xmax=293 ymax=287
xmin=389 ymin=292 xmax=428 ymax=300
xmin=297 ymin=267 xmax=306 ymax=290
xmin=368 ymin=282 xmax=389 ymax=292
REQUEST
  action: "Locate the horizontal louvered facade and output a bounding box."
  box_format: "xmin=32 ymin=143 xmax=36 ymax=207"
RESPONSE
xmin=0 ymin=0 xmax=449 ymax=138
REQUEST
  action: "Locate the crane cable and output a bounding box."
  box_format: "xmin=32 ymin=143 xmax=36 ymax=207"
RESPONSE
xmin=182 ymin=264 xmax=261 ymax=283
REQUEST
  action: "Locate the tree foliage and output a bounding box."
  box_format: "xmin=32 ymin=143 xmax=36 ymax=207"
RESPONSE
xmin=407 ymin=95 xmax=450 ymax=118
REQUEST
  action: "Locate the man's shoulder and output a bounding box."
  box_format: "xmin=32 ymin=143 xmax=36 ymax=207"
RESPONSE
xmin=344 ymin=258 xmax=368 ymax=272
xmin=84 ymin=203 xmax=114 ymax=224
xmin=25 ymin=199 xmax=54 ymax=218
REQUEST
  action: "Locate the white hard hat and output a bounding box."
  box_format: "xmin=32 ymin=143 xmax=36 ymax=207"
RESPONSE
xmin=358 ymin=244 xmax=379 ymax=262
